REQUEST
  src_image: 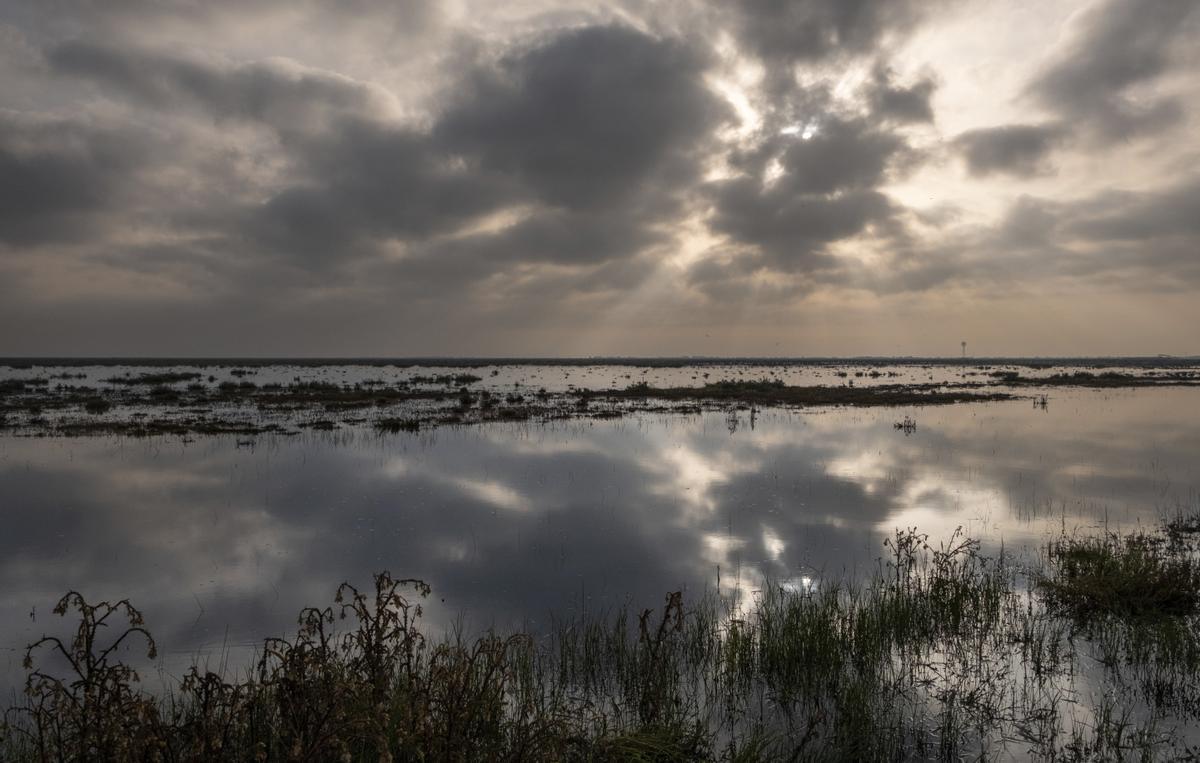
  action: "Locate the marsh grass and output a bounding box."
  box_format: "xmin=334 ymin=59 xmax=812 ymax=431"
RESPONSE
xmin=3 ymin=374 xmax=1019 ymax=439
xmin=81 ymin=398 xmax=111 ymax=414
xmin=5 ymin=527 xmax=1200 ymax=761
xmin=103 ymin=373 xmax=202 ymax=386
xmin=1166 ymin=505 xmax=1200 ymax=538
xmin=374 ymin=418 xmax=421 ymax=433
xmin=1038 ymin=531 xmax=1200 ymax=622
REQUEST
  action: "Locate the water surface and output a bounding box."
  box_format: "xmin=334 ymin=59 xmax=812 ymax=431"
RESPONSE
xmin=2 ymin=377 xmax=1198 ymax=695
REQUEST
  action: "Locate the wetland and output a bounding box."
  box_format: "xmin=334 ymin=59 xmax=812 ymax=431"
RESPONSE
xmin=3 ymin=358 xmax=1200 ymax=760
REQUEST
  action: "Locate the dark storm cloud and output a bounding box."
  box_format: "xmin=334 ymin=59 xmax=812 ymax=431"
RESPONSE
xmin=1026 ymin=0 xmax=1199 ymax=142
xmin=239 ymin=119 xmax=510 ymax=266
xmin=39 ymin=41 xmax=477 ymax=269
xmin=38 ymin=24 xmax=726 ymax=277
xmin=0 ymin=113 xmax=153 ymax=246
xmin=36 ymin=40 xmax=459 ymax=268
xmin=725 ymin=0 xmax=937 ymax=66
xmin=864 ymin=64 xmax=936 ymax=124
xmin=435 ymin=24 xmax=724 ymax=210
xmin=1064 ymin=177 xmax=1200 ymax=243
xmin=48 ymin=40 xmax=390 ymax=130
xmin=871 ymin=175 xmax=1200 ymax=295
xmin=773 ymin=120 xmax=905 ymax=195
xmin=708 ymin=183 xmax=893 ymax=270
xmin=974 ymin=179 xmax=1200 ymax=276
xmin=704 ymin=118 xmax=908 ymax=274
xmin=400 ymin=24 xmax=724 ymax=274
xmin=5 ymin=0 xmax=439 ymax=46
xmin=298 ymin=23 xmax=724 ymax=274
xmin=953 ymin=123 xmax=1067 ymax=177
xmin=361 ymin=23 xmax=731 ymax=284
xmin=683 ymin=0 xmax=944 ymax=292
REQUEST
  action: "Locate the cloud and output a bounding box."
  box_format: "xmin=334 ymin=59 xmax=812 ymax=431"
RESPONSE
xmin=38 ymin=24 xmax=727 ymax=278
xmin=0 ymin=113 xmax=156 ymax=246
xmin=418 ymin=207 xmax=667 ymax=270
xmin=2 ymin=0 xmax=1200 ymax=353
xmin=708 ymin=182 xmax=893 ymax=269
xmin=675 ymin=0 xmax=941 ymax=293
xmin=238 ymin=119 xmax=511 ymax=267
xmin=48 ymin=40 xmax=395 ymax=132
xmin=995 ymin=196 xmax=1062 ymax=248
xmin=725 ymin=0 xmax=938 ymax=66
xmin=1025 ymin=0 xmax=1199 ymax=142
xmin=776 ymin=119 xmax=906 ymax=195
xmin=953 ymin=123 xmax=1067 ymax=177
xmin=870 ymin=176 xmax=1200 ymax=295
xmin=702 ymin=116 xmax=911 ymax=279
xmin=30 ymin=44 xmax=493 ymax=270
xmin=864 ymin=64 xmax=936 ymax=124
xmin=11 ymin=0 xmax=441 ymax=52
xmin=1064 ymin=177 xmax=1200 ymax=244
xmin=435 ymin=24 xmax=725 ymax=211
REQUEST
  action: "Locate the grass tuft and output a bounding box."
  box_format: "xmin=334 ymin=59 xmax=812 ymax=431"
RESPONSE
xmin=1038 ymin=531 xmax=1200 ymax=622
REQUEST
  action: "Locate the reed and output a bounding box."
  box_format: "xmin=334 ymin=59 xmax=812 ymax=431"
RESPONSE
xmin=4 ymin=524 xmax=1200 ymax=761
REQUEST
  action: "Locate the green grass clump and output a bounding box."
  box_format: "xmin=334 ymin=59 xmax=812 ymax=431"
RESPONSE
xmin=1038 ymin=532 xmax=1200 ymax=622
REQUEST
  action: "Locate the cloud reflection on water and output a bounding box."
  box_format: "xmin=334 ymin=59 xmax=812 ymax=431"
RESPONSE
xmin=2 ymin=388 xmax=1198 ymax=691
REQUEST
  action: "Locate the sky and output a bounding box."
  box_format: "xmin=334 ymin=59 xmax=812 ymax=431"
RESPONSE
xmin=1 ymin=0 xmax=1198 ymax=357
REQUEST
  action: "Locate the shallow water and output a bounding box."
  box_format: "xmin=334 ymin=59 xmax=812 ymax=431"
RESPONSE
xmin=2 ymin=379 xmax=1199 ymax=696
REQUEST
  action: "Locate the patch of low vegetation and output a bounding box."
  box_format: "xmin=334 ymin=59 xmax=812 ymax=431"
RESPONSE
xmin=300 ymin=419 xmax=339 ymax=431
xmin=697 ymin=378 xmax=786 ymax=395
xmin=1166 ymin=506 xmax=1200 ymax=538
xmin=614 ymin=380 xmax=1013 ymax=407
xmin=53 ymin=418 xmax=294 ymax=438
xmin=1038 ymin=531 xmax=1200 ymax=622
xmin=104 ymin=372 xmax=203 ymax=386
xmin=0 ymin=378 xmax=49 ymax=394
xmin=999 ymin=370 xmax=1200 ymax=388
xmin=375 ymin=417 xmax=421 ymax=433
xmin=6 ymin=526 xmax=1200 ymax=760
xmin=410 ymin=373 xmax=482 ymax=385
xmin=218 ymin=379 xmax=258 ymax=391
xmin=287 ymin=381 xmax=342 ymax=393
xmin=81 ymin=397 xmax=111 ymax=414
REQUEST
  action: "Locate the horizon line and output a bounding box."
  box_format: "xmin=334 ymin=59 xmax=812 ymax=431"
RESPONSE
xmin=3 ymin=354 xmax=1198 ymax=364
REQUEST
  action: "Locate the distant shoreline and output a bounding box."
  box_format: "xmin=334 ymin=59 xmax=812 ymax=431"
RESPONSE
xmin=5 ymin=356 xmax=1200 ymax=368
